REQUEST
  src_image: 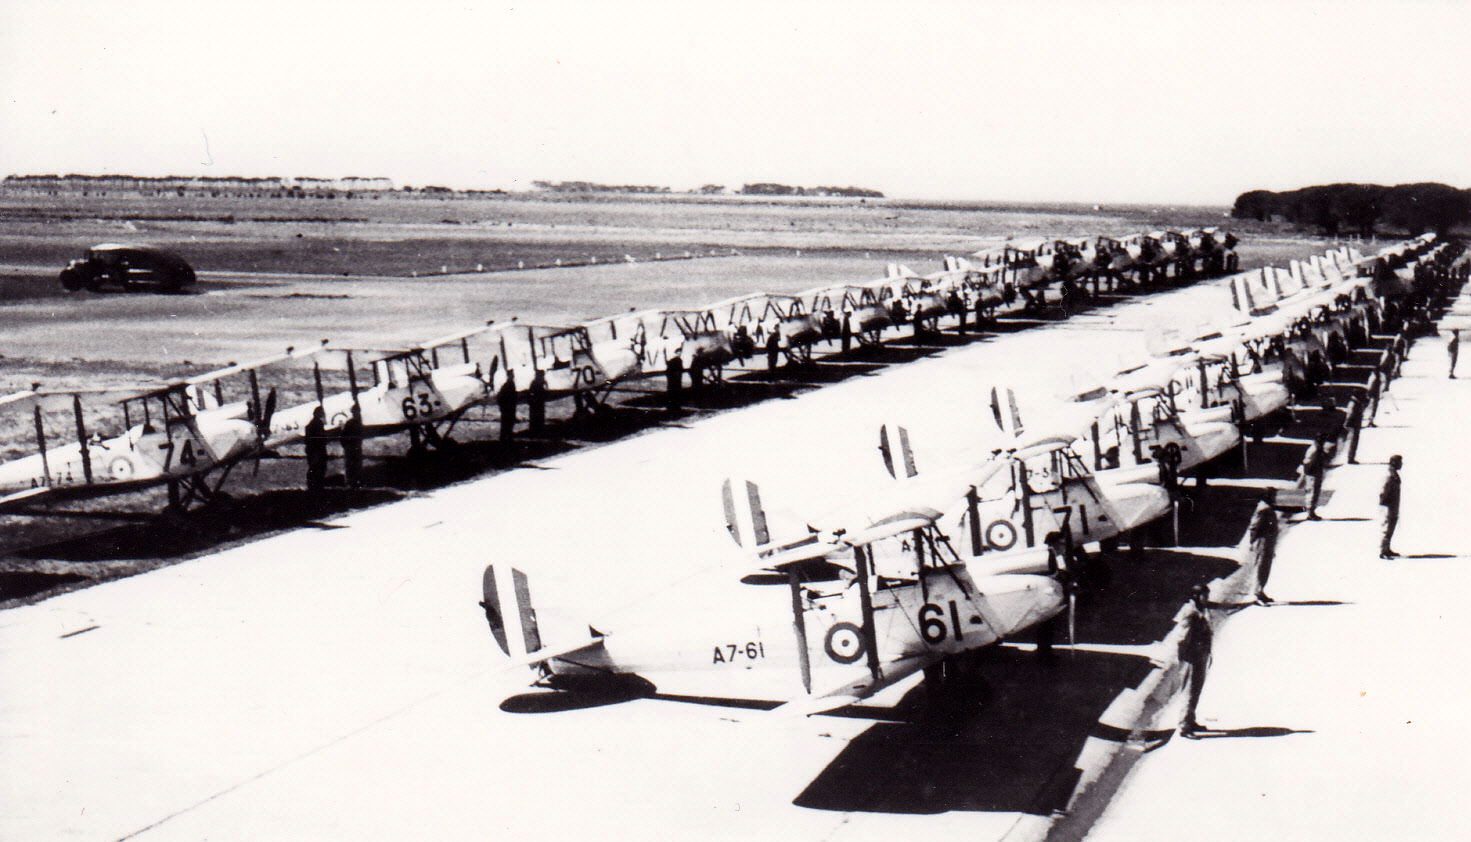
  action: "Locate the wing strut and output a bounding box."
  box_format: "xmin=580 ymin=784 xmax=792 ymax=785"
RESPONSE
xmin=72 ymin=395 xmax=92 ymax=484
xmin=853 ymin=544 xmax=882 ymax=682
xmin=786 ymin=571 xmax=812 ymax=694
xmin=312 ymin=360 xmax=326 ymax=407
xmin=346 ymin=350 xmax=360 ymax=411
xmin=32 ymin=406 xmax=50 ymax=484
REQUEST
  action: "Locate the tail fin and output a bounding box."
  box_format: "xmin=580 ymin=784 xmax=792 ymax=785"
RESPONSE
xmin=877 ymin=423 xmax=918 ymax=479
xmin=481 ymin=564 xmax=543 ymax=658
xmin=990 ymin=386 xmax=1025 ymax=438
xmin=721 ymin=477 xmax=771 ymax=549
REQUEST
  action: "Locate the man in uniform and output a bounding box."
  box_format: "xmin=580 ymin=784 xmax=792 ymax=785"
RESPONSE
xmin=1179 ymin=584 xmax=1216 ymax=738
xmin=339 ymin=404 xmax=364 ymax=489
xmin=1380 ymin=454 xmax=1403 ymax=559
xmin=304 ymin=406 xmax=328 ymax=493
xmin=1448 ymin=329 xmax=1460 ymax=378
xmin=1301 ymin=432 xmax=1332 ymax=520
xmin=527 ymin=369 xmax=547 ymax=434
xmin=1342 ymin=395 xmax=1364 ymax=464
xmin=1248 ymin=490 xmax=1280 ymax=605
xmin=765 ymin=326 xmax=781 ymax=372
xmin=496 ymin=369 xmax=518 ymax=442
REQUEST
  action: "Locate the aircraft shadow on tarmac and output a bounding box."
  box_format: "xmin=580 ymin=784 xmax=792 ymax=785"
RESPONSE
xmin=15 ymin=488 xmax=402 ymax=561
xmin=791 ymin=545 xmax=1237 ymax=816
xmin=793 ymin=648 xmax=1152 ymax=815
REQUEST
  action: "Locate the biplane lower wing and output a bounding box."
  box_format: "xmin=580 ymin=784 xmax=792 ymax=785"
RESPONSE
xmin=769 ymin=652 xmax=935 ymax=718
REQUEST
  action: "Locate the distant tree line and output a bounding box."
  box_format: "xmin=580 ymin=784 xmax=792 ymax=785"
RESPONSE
xmin=739 ymin=183 xmax=884 ymax=198
xmin=1232 ymin=182 xmax=1471 ymax=236
xmin=531 ymin=180 xmax=673 ymax=194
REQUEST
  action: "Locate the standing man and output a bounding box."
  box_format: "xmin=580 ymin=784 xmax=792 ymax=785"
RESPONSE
xmin=1363 ymin=368 xmax=1383 ymax=428
xmin=1179 ymin=585 xmax=1215 ymax=738
xmin=339 ymin=404 xmax=364 ymax=489
xmin=765 ymin=326 xmax=781 ymax=372
xmin=1248 ymin=490 xmax=1280 ymax=605
xmin=304 ymin=406 xmax=328 ymax=493
xmin=664 ymin=352 xmax=683 ymax=414
xmin=1301 ymin=431 xmax=1332 ymax=520
xmin=1379 ymin=454 xmax=1403 ymax=559
xmin=496 ymin=369 xmax=518 ymax=442
xmin=527 ymin=369 xmax=547 ymax=434
xmin=687 ymin=349 xmax=706 ymax=396
xmin=1448 ymin=329 xmax=1460 ymax=379
xmin=1342 ymin=395 xmax=1364 ymax=464
xmin=839 ymin=311 xmax=852 ymax=353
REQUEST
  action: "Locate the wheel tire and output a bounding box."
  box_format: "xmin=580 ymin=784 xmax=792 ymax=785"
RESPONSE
xmin=60 ymin=268 xmax=83 ymax=291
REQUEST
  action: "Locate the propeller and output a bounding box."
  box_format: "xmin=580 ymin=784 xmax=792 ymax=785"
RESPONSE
xmin=251 ymin=388 xmax=278 ymax=477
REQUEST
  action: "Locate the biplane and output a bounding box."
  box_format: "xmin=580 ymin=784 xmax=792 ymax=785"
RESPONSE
xmin=0 ymin=379 xmax=272 ymax=512
xmin=802 ymin=283 xmax=895 ymax=346
xmin=483 ymin=484 xmax=1069 ymax=716
xmin=705 ymin=293 xmax=824 ymax=365
xmin=250 ymin=340 xmax=487 ymax=451
xmin=481 ymin=322 xmax=641 ymax=405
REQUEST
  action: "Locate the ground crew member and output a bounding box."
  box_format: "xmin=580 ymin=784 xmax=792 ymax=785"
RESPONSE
xmin=339 ymin=404 xmax=363 ymax=488
xmin=1380 ymin=454 xmax=1403 ymax=559
xmin=687 ymin=349 xmax=705 ymax=395
xmin=527 ymin=369 xmax=547 ymax=433
xmin=1179 ymin=584 xmax=1215 ymax=738
xmin=1342 ymin=395 xmax=1364 ymax=464
xmin=496 ymin=369 xmax=517 ymax=441
xmin=1248 ymin=489 xmax=1280 ymax=605
xmin=304 ymin=406 xmax=328 ymax=492
xmin=664 ymin=353 xmax=683 ymax=413
xmin=1363 ymin=368 xmax=1383 ymax=427
xmin=840 ymin=311 xmax=852 ymax=352
xmin=820 ymin=309 xmax=839 ymax=341
xmin=732 ymin=325 xmax=753 ymax=363
xmin=1301 ymin=431 xmax=1332 ymax=520
xmin=947 ymin=290 xmax=965 ymax=335
xmin=765 ymin=327 xmax=781 ymax=372
xmin=1448 ymin=329 xmax=1460 ymax=378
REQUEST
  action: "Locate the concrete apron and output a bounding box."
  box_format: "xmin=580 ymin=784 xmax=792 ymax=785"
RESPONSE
xmin=1016 ymin=313 xmax=1452 ymax=841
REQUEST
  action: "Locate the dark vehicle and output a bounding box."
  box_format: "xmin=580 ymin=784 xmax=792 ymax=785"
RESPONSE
xmin=59 ymin=243 xmax=196 ymax=292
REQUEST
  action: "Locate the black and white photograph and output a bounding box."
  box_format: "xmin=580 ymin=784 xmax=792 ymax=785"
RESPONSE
xmin=2 ymin=1 xmax=1468 ymax=839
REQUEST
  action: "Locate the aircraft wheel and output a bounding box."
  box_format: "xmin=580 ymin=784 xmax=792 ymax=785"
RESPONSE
xmin=60 ymin=268 xmax=83 ymax=291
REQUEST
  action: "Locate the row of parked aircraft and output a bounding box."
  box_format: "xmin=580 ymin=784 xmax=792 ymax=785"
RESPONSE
xmin=481 ymin=232 xmax=1459 ymax=716
xmin=0 ymin=227 xmax=1236 ymax=516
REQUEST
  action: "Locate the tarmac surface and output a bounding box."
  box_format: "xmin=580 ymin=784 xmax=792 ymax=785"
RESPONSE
xmin=1088 ymin=304 xmax=1471 ymax=839
xmin=0 ymin=270 xmax=1424 ymax=841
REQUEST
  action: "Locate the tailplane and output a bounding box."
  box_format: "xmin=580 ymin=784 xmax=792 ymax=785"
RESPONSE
xmin=481 ymin=564 xmax=542 ymax=658
xmin=990 ymin=385 xmax=1025 ymax=438
xmin=877 ymin=422 xmax=918 ymax=479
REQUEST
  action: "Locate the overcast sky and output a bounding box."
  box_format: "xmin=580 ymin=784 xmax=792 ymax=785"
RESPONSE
xmin=2 ymin=0 xmax=1467 ymax=205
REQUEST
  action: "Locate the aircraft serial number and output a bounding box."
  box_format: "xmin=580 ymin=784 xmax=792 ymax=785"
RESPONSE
xmin=711 ymin=641 xmax=765 ymax=664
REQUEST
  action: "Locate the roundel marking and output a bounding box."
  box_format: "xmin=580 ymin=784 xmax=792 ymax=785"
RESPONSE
xmin=108 ymin=456 xmax=136 ymax=480
xmin=985 ymin=519 xmax=1018 ymax=551
xmin=823 ymin=622 xmax=866 ymax=664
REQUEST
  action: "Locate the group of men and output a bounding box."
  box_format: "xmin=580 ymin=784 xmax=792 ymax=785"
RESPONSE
xmin=302 ymin=404 xmax=364 ymax=492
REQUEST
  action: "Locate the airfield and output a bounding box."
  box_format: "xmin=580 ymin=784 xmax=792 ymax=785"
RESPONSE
xmin=2 ymin=195 xmax=1450 ymax=840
